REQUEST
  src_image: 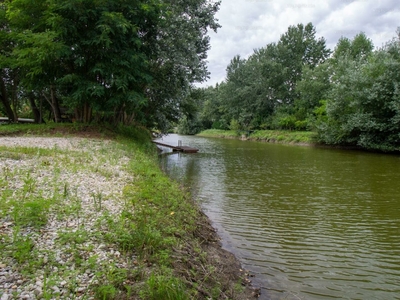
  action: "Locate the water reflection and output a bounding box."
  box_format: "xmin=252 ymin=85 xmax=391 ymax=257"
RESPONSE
xmin=158 ymin=135 xmax=400 ymax=300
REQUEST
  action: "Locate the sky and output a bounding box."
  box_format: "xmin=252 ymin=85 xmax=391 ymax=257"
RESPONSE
xmin=200 ymin=0 xmax=400 ymax=87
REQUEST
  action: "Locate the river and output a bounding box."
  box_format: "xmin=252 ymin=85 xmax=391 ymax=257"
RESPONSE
xmin=157 ymin=134 xmax=400 ymax=300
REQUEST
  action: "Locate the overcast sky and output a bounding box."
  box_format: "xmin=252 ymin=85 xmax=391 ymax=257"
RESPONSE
xmin=200 ymin=0 xmax=400 ymax=87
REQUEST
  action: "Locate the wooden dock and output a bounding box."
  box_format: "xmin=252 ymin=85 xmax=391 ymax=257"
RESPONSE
xmin=152 ymin=141 xmax=199 ymax=153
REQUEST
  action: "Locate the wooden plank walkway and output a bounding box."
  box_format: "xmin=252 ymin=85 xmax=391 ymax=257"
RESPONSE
xmin=152 ymin=141 xmax=199 ymax=153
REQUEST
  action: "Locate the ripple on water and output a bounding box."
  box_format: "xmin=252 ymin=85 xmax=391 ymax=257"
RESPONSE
xmin=159 ymin=135 xmax=400 ymax=300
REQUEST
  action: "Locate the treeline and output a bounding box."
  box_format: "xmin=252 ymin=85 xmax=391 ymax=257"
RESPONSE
xmin=179 ymin=23 xmax=400 ymax=152
xmin=0 ymin=0 xmax=219 ymax=131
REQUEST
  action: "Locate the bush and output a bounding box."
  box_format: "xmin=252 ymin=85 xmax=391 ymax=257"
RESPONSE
xmin=228 ymin=119 xmax=241 ymax=131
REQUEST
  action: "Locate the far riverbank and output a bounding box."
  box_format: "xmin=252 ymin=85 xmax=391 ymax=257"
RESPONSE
xmin=197 ymin=129 xmax=316 ymax=145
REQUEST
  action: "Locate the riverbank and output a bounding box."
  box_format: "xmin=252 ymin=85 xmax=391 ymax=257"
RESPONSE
xmin=0 ymin=124 xmax=258 ymax=299
xmin=197 ymin=129 xmax=316 ymax=145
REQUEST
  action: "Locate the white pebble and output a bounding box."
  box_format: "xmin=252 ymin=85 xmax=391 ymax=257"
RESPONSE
xmin=34 ymin=287 xmax=42 ymax=296
xmin=35 ymin=281 xmax=43 ymax=287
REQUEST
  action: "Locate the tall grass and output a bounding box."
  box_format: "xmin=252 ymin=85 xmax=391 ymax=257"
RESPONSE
xmin=197 ymin=129 xmax=240 ymax=138
xmin=197 ymin=129 xmax=317 ymax=144
xmin=249 ymin=130 xmax=316 ymax=144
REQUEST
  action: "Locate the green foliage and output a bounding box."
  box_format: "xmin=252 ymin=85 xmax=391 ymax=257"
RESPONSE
xmin=95 ymin=285 xmax=117 ymax=300
xmin=189 ymin=22 xmax=331 ymax=134
xmin=275 ymin=22 xmax=331 ymax=104
xmin=211 ymin=121 xmax=226 ymax=130
xmin=315 ymin=40 xmax=400 ymax=151
xmin=177 ymin=115 xmax=203 ymax=135
xmin=277 ymin=115 xmax=296 ymax=130
xmin=13 ymin=198 xmax=51 ymax=227
xmin=197 ymin=129 xmax=240 ymax=138
xmin=191 ymin=25 xmax=400 ymax=151
xmin=197 ymin=129 xmax=315 ymax=143
xmin=57 ymin=229 xmax=89 ymax=246
xmin=11 ymin=228 xmax=35 ymax=264
xmin=141 ymin=274 xmax=188 ymax=300
xmin=332 ymin=33 xmax=374 ymax=61
xmin=1 ymin=0 xmax=220 ymax=129
xmin=294 ymin=120 xmax=308 ymax=131
xmin=229 ymin=119 xmax=241 ymax=131
xmin=295 ymin=63 xmax=331 ymax=117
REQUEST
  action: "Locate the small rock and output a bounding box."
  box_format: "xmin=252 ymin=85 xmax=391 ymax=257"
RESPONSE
xmin=52 ymin=286 xmax=60 ymax=293
xmin=60 ymin=280 xmax=67 ymax=287
xmin=1 ymin=293 xmax=9 ymax=300
xmin=34 ymin=287 xmax=42 ymax=296
xmin=0 ymin=264 xmax=6 ymax=269
xmin=24 ymin=284 xmax=33 ymax=292
xmin=36 ymin=281 xmax=43 ymax=287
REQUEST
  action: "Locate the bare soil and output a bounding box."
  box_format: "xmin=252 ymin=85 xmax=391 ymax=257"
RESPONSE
xmin=174 ymin=209 xmax=260 ymax=299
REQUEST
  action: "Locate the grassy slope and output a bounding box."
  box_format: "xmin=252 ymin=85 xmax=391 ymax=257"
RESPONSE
xmin=0 ymin=123 xmax=255 ymax=299
xmin=198 ymin=129 xmax=316 ymax=144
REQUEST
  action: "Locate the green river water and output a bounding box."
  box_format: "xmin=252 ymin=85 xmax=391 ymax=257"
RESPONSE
xmin=157 ymin=134 xmax=400 ymax=300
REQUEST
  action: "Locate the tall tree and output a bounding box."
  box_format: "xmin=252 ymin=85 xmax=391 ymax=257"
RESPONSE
xmin=4 ymin=0 xmax=220 ymax=128
xmin=143 ymin=0 xmax=220 ymax=130
xmin=0 ymin=2 xmax=16 ymax=121
xmin=274 ymin=22 xmax=331 ymax=104
xmin=332 ymin=33 xmax=374 ymax=61
xmin=318 ymin=38 xmax=400 ymax=151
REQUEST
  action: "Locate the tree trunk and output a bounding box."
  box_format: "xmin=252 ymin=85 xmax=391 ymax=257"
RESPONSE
xmin=50 ymin=85 xmax=62 ymax=122
xmin=39 ymin=96 xmax=44 ymax=124
xmin=43 ymin=86 xmax=62 ymax=122
xmin=74 ymin=107 xmax=82 ymax=122
xmin=28 ymin=93 xmax=43 ymax=123
xmin=83 ymin=102 xmax=92 ymax=123
xmin=0 ymin=77 xmax=15 ymax=122
xmin=74 ymin=102 xmax=92 ymax=123
xmin=10 ymin=75 xmax=19 ymax=121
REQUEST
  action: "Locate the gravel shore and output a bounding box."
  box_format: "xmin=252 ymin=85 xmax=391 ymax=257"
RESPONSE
xmin=0 ymin=137 xmax=133 ymax=299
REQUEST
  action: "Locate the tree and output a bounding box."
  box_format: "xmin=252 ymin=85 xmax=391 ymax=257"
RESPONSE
xmin=295 ymin=63 xmax=331 ymax=122
xmin=317 ymin=38 xmax=400 ymax=151
xmin=0 ymin=2 xmax=16 ymax=121
xmin=4 ymin=0 xmax=220 ymax=128
xmin=194 ymin=23 xmax=330 ymax=131
xmin=274 ymin=22 xmax=331 ymax=104
xmin=332 ymin=33 xmax=374 ymax=61
xmin=142 ymin=0 xmax=220 ymax=131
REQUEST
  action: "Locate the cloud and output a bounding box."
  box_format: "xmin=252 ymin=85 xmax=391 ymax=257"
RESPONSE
xmin=199 ymin=0 xmax=400 ymax=87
